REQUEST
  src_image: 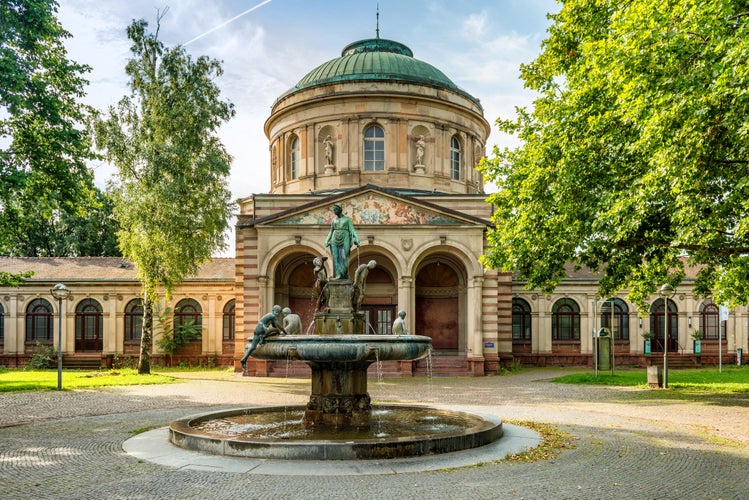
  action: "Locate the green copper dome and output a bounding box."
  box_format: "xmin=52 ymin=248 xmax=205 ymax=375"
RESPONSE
xmin=286 ymin=38 xmax=481 ymax=107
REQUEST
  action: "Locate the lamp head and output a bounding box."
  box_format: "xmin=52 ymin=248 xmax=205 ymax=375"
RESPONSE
xmin=659 ymin=283 xmax=675 ymax=299
xmin=50 ymin=283 xmax=71 ymax=300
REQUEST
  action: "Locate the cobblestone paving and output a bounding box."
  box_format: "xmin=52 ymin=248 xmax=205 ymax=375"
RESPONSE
xmin=1 ymin=369 xmax=748 ymax=499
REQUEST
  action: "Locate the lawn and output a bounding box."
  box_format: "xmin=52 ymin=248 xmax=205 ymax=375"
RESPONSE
xmin=0 ymin=368 xmax=175 ymax=393
xmin=552 ymin=366 xmax=749 ymax=393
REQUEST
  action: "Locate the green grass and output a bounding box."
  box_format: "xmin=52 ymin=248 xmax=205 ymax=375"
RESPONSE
xmin=552 ymin=366 xmax=749 ymax=393
xmin=0 ymin=368 xmax=175 ymax=393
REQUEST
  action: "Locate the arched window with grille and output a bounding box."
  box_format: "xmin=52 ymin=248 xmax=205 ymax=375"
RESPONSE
xmin=223 ymin=299 xmax=235 ymax=341
xmin=124 ymin=299 xmax=143 ymax=343
xmin=26 ymin=298 xmax=53 ymax=344
xmin=600 ymin=298 xmax=630 ymax=340
xmin=699 ymin=300 xmax=721 ymax=339
xmin=552 ymin=298 xmax=580 ymax=340
xmin=512 ymin=298 xmax=531 ymax=341
xmin=289 ymin=135 xmax=300 ymax=179
xmin=450 ymin=135 xmax=461 ymax=180
xmin=363 ymin=125 xmax=385 ymax=171
xmin=175 ymin=298 xmax=202 ymax=340
xmin=75 ymin=299 xmax=103 ymax=352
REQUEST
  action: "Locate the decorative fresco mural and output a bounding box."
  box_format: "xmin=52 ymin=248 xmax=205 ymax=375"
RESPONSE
xmin=276 ymin=193 xmax=464 ymax=225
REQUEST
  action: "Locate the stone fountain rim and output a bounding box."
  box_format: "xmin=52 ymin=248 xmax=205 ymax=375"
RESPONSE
xmin=169 ymin=404 xmax=503 ymax=460
xmin=251 ymin=334 xmax=433 ymax=362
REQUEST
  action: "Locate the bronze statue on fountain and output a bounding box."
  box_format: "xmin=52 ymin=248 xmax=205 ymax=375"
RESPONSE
xmin=244 ymin=203 xmax=432 ymax=428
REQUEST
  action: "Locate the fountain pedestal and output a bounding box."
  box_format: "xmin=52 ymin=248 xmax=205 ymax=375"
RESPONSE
xmin=304 ymin=361 xmax=372 ymax=427
xmin=314 ymin=279 xmax=365 ymax=334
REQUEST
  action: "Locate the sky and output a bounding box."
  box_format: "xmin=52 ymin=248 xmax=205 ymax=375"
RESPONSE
xmin=57 ymin=0 xmax=559 ymax=254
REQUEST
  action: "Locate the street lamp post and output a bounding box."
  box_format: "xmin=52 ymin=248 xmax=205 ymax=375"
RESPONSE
xmin=51 ymin=283 xmax=72 ymax=391
xmin=659 ymin=284 xmax=675 ymax=389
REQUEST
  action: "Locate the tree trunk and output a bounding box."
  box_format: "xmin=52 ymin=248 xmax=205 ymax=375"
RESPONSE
xmin=138 ymin=291 xmax=153 ymax=374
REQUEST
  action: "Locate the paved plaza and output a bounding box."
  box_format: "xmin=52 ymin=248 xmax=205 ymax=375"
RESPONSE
xmin=1 ymin=368 xmax=748 ymax=499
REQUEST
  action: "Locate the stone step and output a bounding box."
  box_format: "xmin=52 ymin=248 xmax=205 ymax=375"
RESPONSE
xmin=648 ymin=354 xmax=701 ymax=369
xmin=62 ymin=355 xmax=103 ymax=370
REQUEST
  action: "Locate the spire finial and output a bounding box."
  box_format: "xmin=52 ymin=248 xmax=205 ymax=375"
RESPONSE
xmin=376 ymin=4 xmax=380 ymax=39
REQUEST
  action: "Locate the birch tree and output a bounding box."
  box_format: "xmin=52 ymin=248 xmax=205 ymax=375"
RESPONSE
xmin=95 ymin=17 xmax=234 ymax=373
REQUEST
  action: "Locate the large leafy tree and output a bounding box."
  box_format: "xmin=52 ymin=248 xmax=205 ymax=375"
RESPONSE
xmin=95 ymin=18 xmax=234 ymax=373
xmin=12 ymin=186 xmax=120 ymax=257
xmin=1 ymin=0 xmax=97 ymax=282
xmin=480 ymin=0 xmax=749 ymax=309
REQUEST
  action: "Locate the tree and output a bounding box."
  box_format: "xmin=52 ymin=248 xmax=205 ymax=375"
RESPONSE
xmin=94 ymin=17 xmax=234 ymax=374
xmin=8 ymin=187 xmax=120 ymax=257
xmin=480 ymin=0 xmax=749 ymax=309
xmin=154 ymin=304 xmax=202 ymax=367
xmin=0 ymin=0 xmax=97 ymax=283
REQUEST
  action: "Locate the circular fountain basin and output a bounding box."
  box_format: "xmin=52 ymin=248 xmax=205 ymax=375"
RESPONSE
xmin=250 ymin=334 xmax=433 ymax=363
xmin=169 ymin=405 xmax=503 ymax=460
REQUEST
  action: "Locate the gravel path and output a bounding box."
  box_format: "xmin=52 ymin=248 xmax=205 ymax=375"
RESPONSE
xmin=1 ymin=368 xmax=748 ymax=499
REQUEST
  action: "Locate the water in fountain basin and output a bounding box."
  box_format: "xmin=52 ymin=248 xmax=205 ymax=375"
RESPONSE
xmin=191 ymin=406 xmax=486 ymax=441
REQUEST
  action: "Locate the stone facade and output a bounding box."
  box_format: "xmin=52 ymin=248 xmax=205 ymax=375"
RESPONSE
xmin=0 ymin=258 xmax=237 ymax=368
xmin=235 ymin=186 xmax=509 ymax=376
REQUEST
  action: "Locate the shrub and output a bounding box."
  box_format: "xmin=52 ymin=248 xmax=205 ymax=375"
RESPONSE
xmin=26 ymin=343 xmax=56 ymax=369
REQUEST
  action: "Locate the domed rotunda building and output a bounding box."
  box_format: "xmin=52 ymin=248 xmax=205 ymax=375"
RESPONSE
xmin=236 ymin=35 xmax=511 ymax=376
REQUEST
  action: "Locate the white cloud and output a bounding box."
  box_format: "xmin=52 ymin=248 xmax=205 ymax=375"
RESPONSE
xmin=462 ymin=10 xmax=489 ymax=37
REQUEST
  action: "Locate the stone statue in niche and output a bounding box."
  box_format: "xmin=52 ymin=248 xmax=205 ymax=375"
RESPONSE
xmin=323 ymin=135 xmax=335 ymax=174
xmin=414 ymin=135 xmax=426 ymax=174
xmin=323 ymin=135 xmax=333 ymax=164
xmin=415 ymin=135 xmax=425 ymax=165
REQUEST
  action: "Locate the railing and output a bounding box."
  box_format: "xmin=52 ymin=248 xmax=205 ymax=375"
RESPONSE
xmin=650 ymin=337 xmax=680 ymax=353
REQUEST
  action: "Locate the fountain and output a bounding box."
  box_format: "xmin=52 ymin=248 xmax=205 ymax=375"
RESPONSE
xmin=169 ymin=204 xmax=503 ymax=460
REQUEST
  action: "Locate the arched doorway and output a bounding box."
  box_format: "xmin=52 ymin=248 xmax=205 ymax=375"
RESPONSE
xmin=273 ymin=250 xmax=399 ymax=335
xmin=75 ymin=298 xmax=103 ymax=352
xmin=415 ymin=259 xmax=462 ymax=352
xmin=357 ymin=260 xmax=397 ymax=335
xmin=274 ymin=253 xmax=317 ymax=334
xmin=650 ymin=298 xmax=677 ymax=352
